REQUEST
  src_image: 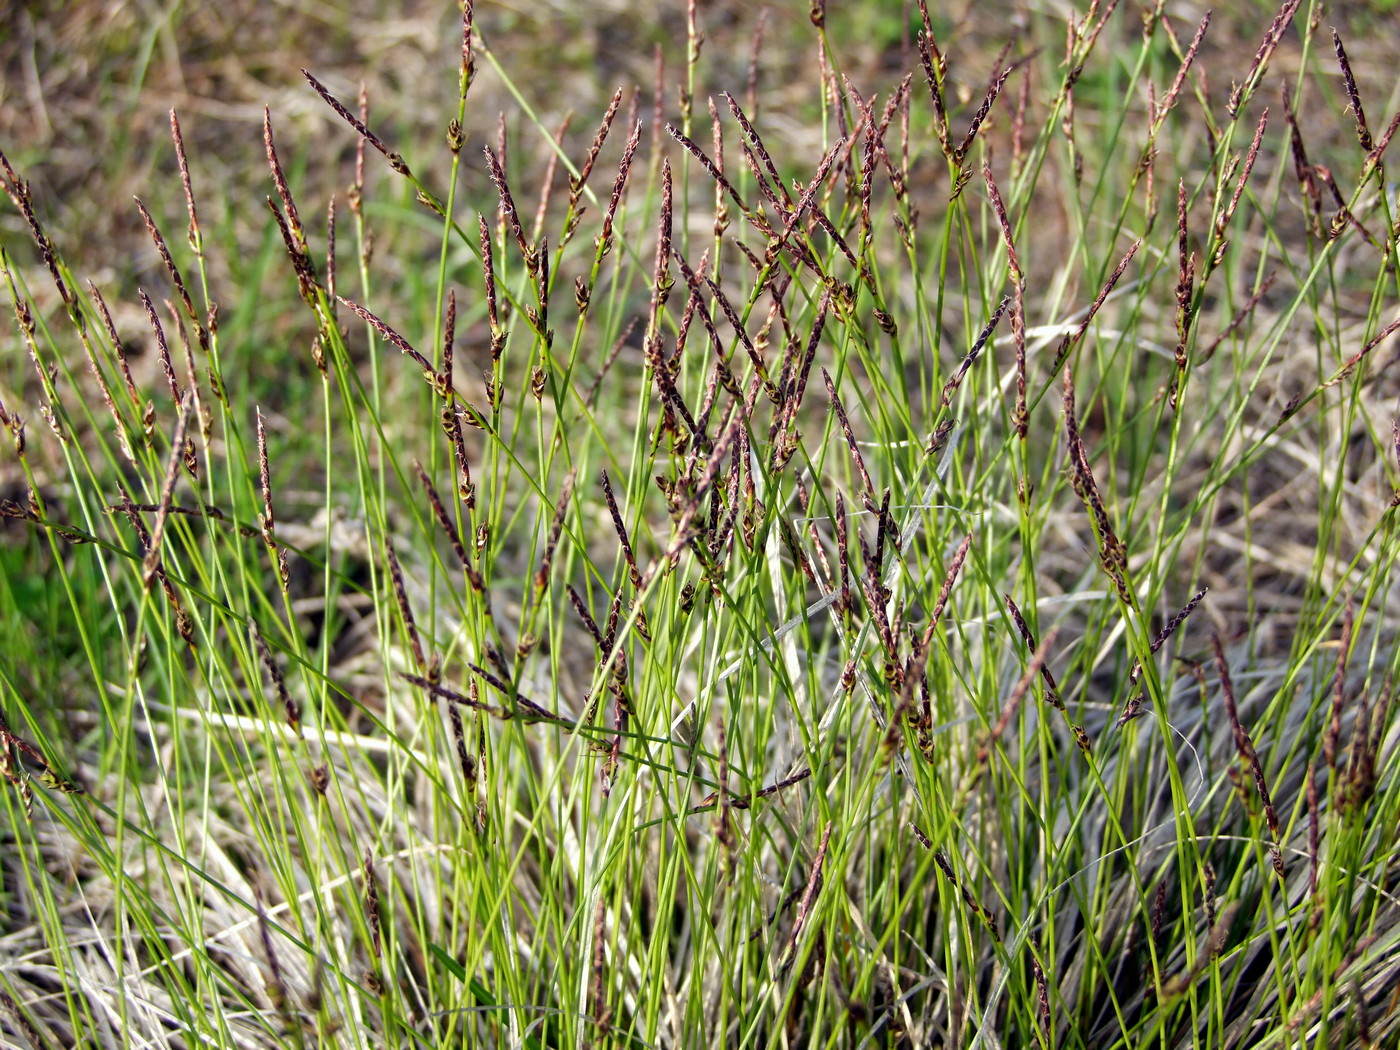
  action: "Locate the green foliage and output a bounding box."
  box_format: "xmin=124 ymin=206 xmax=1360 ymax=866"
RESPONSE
xmin=1 ymin=2 xmax=1399 ymax=1048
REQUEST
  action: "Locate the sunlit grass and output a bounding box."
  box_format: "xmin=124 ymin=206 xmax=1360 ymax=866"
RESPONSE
xmin=2 ymin=2 xmax=1399 ymax=1047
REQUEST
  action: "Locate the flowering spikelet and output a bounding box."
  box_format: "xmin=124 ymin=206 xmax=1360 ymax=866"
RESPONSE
xmin=572 ymin=87 xmax=623 ymax=207
xmin=303 ymin=69 xmax=412 ymax=178
xmin=1228 ymin=0 xmax=1303 ymax=115
xmin=822 ymin=369 xmax=876 ymax=512
xmin=1212 ymin=634 xmax=1283 ymax=876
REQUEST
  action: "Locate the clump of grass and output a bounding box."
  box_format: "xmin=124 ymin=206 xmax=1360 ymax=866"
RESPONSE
xmin=2 ymin=1 xmax=1400 ymax=1047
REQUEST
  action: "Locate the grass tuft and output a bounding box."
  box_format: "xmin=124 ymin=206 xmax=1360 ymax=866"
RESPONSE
xmin=3 ymin=2 xmax=1400 ymax=1047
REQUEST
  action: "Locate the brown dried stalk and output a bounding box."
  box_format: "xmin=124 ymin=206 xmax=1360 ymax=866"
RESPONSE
xmin=472 ymin=222 xmax=501 ymax=368
xmin=0 ymin=146 xmax=72 ymax=306
xmin=857 ymin=531 xmax=896 ymax=662
xmin=166 ymin=110 xmax=200 ymax=253
xmin=1031 ymin=946 xmax=1051 ymax=1045
xmin=255 ymin=409 xmax=288 ymax=589
xmin=251 ymin=623 xmax=300 ymax=734
xmin=533 ymin=470 xmax=577 ymax=591
xmin=337 ymin=295 xmax=433 ymax=374
xmin=1151 ymin=881 xmax=1168 ymax=945
xmin=139 ymin=290 xmax=183 ymax=406
xmin=1060 ymin=55 xmax=1084 ymax=188
xmin=566 ymin=585 xmax=607 ymax=658
xmin=572 ymin=87 xmax=624 ymax=206
xmin=415 ymin=461 xmax=472 ymax=574
xmin=1200 ymin=272 xmax=1276 ymax=363
xmin=822 ymin=369 xmax=876 ymax=512
xmin=363 ymin=852 xmax=382 ymax=958
xmin=1281 ymin=82 xmax=1323 ymax=236
xmin=1212 ymin=108 xmax=1268 ymax=268
xmin=1313 ymin=164 xmax=1378 ymax=246
xmin=781 ymin=822 xmax=833 ymax=972
xmin=1363 ymin=106 xmax=1400 ymax=176
xmin=529 ymin=235 xmax=551 ymax=345
xmin=1324 ymin=597 xmax=1354 ymax=770
xmin=695 ymin=766 xmax=812 ymax=813
xmin=650 ymin=349 xmax=700 ymax=446
xmin=1063 ymin=0 xmax=1121 ymax=93
xmin=1152 ymin=587 xmax=1209 ymax=654
xmin=1332 ymin=30 xmax=1373 ymax=153
xmin=885 ymin=531 xmax=973 ymax=752
xmin=112 ymin=485 xmax=194 ymax=643
xmin=672 ymin=253 xmax=741 ymax=400
xmin=401 ymin=673 xmax=513 ymax=722
xmin=385 ymin=540 xmax=427 ymax=674
xmin=956 ymin=64 xmax=1012 ymax=163
xmin=925 ymin=418 xmax=956 ymax=461
xmin=722 ymin=91 xmax=790 ymax=211
xmin=89 ymin=282 xmax=139 ymax=405
xmin=457 ymin=0 xmax=475 ymax=92
xmin=325 ymin=195 xmax=338 ymax=305
xmin=771 ymin=288 xmax=829 ymax=449
xmin=531 ymin=114 xmax=571 ymax=243
xmin=255 ymin=409 xmax=275 ymax=544
xmin=767 ymin=139 xmax=849 ymax=268
xmin=589 ymin=898 xmax=611 ymax=1032
xmin=440 ymin=400 xmax=476 ymax=510
xmin=264 ymin=194 xmax=319 ymax=306
xmin=600 ymin=471 xmax=643 ymax=591
xmin=1323 ymin=312 xmax=1400 ymax=388
xmin=834 ymin=491 xmax=853 ymax=618
xmin=666 ymin=122 xmax=753 ymax=227
xmin=447 ymin=699 xmax=476 ymax=793
xmin=598 ymin=121 xmax=642 ymax=259
xmin=679 ymin=410 xmax=747 ymax=537
xmin=484 ymin=145 xmax=531 ymax=264
xmin=437 ymin=290 xmax=456 ymax=397
xmin=2 ymin=698 xmax=86 ymax=805
xmin=1120 ymin=587 xmax=1209 ymax=723
xmin=1064 ymin=366 xmax=1132 ymax=608
xmin=705 ymin=277 xmax=775 ymax=398
xmin=167 ymin=299 xmax=209 ymax=449
xmin=974 ymin=627 xmax=1060 ymax=790
xmin=875 ymin=77 xmax=914 ymax=209
xmin=942 ymin=296 xmax=1011 ymax=408
xmin=1203 ymin=861 xmax=1217 ymax=932
xmin=647 ymin=158 xmax=674 ymax=331
xmin=932 ymin=850 xmax=1000 ymax=941
xmin=1159 ymin=900 xmax=1240 ymax=998
xmin=1227 ymin=0 xmax=1301 ymax=116
xmin=1341 ymin=690 xmax=1373 ymax=811
xmin=1212 ymin=634 xmax=1283 ymax=876
xmin=842 ymin=81 xmax=878 ymax=241
xmin=915 ymin=1 xmax=950 ymax=155
xmin=144 ymin=394 xmax=192 ymax=590
xmin=303 ymin=70 xmax=411 ymax=178
xmin=263 ymin=109 xmax=306 ymax=256
xmin=1171 ymin=180 xmax=1196 ymax=409
xmin=999 ymin=596 xmax=1059 ymax=678
xmin=1152 ymin=12 xmax=1211 ymax=137
xmin=1003 ymin=595 xmax=1088 ymax=752
xmin=1051 ymin=240 xmax=1141 ymax=375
